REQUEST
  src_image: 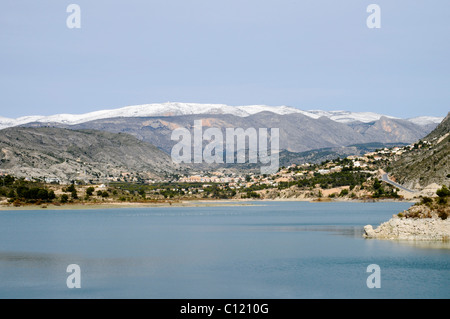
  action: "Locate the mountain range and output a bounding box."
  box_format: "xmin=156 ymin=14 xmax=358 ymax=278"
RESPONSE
xmin=0 ymin=103 xmax=447 ymax=182
xmin=0 ymin=102 xmax=443 ymax=130
xmin=10 ymin=103 xmax=441 ymax=154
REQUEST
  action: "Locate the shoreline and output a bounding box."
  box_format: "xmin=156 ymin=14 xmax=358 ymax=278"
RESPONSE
xmin=363 ymin=202 xmax=450 ymax=242
xmin=0 ymin=197 xmax=415 ymax=211
xmin=364 ymin=216 xmax=450 ymax=242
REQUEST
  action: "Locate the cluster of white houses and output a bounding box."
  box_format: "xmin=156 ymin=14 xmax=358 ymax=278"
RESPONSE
xmin=1 ymin=141 xmax=425 ymax=187
xmin=178 ymin=175 xmax=245 ymax=183
xmin=173 ymin=145 xmax=414 ymax=187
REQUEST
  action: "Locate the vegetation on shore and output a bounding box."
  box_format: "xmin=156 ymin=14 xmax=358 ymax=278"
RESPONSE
xmin=1 ymin=143 xmax=446 ymax=208
xmin=0 ymin=168 xmax=408 ymax=208
xmin=397 ymin=185 xmax=449 ymax=220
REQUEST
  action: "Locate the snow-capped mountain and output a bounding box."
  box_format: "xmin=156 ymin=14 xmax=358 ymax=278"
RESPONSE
xmin=406 ymin=116 xmax=446 ymax=126
xmin=303 ymin=110 xmax=399 ymax=123
xmin=0 ymin=102 xmax=444 ymax=130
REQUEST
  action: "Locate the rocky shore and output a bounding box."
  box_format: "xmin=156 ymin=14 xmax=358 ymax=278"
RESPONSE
xmin=364 ymin=204 xmax=450 ymax=241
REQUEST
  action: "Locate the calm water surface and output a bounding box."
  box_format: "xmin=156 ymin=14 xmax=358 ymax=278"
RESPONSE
xmin=0 ymin=201 xmax=448 ymax=299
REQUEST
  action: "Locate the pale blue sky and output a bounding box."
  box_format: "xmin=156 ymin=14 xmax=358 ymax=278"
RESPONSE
xmin=1 ymin=0 xmax=449 ymax=118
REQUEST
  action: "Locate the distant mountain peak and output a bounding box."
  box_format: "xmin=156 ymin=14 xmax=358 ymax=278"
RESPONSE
xmin=0 ymin=102 xmax=444 ymax=130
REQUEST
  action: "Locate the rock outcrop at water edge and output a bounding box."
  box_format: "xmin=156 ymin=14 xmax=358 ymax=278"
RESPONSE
xmin=363 ymin=204 xmax=450 ymax=241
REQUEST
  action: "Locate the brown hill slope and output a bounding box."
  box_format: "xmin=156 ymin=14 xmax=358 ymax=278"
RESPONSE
xmin=0 ymin=127 xmax=180 ymax=183
xmin=388 ymin=113 xmax=450 ymax=190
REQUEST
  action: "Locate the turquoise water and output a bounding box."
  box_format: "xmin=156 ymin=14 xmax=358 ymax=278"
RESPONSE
xmin=0 ymin=201 xmax=449 ymax=299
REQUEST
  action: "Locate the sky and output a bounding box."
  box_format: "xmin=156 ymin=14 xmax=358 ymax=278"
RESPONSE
xmin=0 ymin=0 xmax=449 ymax=119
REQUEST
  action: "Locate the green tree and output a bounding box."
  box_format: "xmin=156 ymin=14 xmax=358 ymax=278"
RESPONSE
xmin=37 ymin=189 xmax=49 ymax=201
xmin=436 ymin=185 xmax=449 ymax=204
xmin=7 ymin=189 xmax=15 ymax=198
xmin=86 ymin=187 xmax=95 ymax=196
xmin=16 ymin=186 xmax=29 ymax=199
xmin=48 ymin=190 xmax=56 ymax=200
xmin=436 ymin=185 xmax=450 ymax=198
xmin=421 ymin=197 xmax=433 ymax=205
xmin=2 ymin=175 xmax=15 ymax=186
xmin=60 ymin=194 xmax=69 ymax=203
xmin=373 ymin=179 xmax=381 ymax=190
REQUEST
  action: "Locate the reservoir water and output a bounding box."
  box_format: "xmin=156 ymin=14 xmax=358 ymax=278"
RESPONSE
xmin=0 ymin=201 xmax=448 ymax=299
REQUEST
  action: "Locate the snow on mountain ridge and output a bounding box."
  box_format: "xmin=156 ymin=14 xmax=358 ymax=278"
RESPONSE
xmin=0 ymin=102 xmax=443 ymax=130
xmin=407 ymin=116 xmax=446 ymax=126
xmin=305 ymin=110 xmax=400 ymax=123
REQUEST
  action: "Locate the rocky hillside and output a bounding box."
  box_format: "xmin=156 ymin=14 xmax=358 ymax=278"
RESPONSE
xmin=349 ymin=116 xmax=436 ymax=143
xmin=364 ymin=193 xmax=450 ymax=241
xmin=363 ymin=214 xmax=450 ymax=241
xmin=388 ymin=113 xmax=450 ymax=190
xmin=424 ymin=112 xmax=450 ymax=140
xmin=24 ymin=112 xmax=435 ymax=154
xmin=0 ymin=127 xmax=180 ymax=183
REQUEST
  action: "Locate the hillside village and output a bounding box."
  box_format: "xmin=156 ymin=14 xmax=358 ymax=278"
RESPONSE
xmin=0 ymin=139 xmax=440 ymax=208
xmin=2 ymin=107 xmax=449 ymax=209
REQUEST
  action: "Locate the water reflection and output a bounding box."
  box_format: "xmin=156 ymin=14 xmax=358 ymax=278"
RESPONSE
xmin=387 ymin=240 xmax=450 ymax=251
xmin=246 ymin=225 xmax=366 ymax=238
xmin=0 ymin=251 xmax=67 ymax=265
